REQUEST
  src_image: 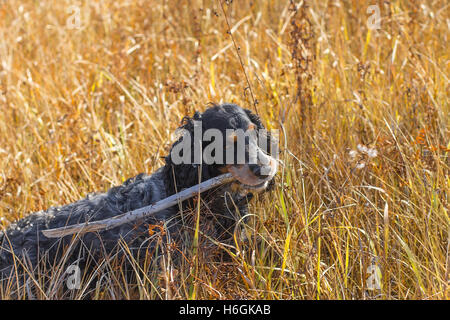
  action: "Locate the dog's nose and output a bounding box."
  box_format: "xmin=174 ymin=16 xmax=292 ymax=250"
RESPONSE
xmin=249 ymin=164 xmax=270 ymax=178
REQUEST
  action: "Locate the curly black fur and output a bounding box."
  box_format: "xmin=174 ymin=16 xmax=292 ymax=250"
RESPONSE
xmin=0 ymin=103 xmax=275 ymax=296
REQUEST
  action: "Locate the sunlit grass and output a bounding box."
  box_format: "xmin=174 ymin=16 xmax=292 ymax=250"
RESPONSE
xmin=0 ymin=0 xmax=448 ymax=299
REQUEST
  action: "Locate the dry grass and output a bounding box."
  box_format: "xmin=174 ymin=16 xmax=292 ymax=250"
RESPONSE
xmin=0 ymin=0 xmax=448 ymax=299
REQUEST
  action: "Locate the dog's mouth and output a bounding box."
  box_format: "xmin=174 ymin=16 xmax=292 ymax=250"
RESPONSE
xmin=226 ymin=157 xmax=277 ymax=192
xmin=242 ymin=180 xmax=268 ymax=189
xmin=239 ymin=180 xmax=270 ymax=193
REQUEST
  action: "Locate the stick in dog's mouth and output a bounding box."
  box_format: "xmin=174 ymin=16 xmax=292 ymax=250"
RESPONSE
xmin=42 ymin=173 xmax=236 ymax=238
xmin=41 ymin=158 xmax=278 ymax=238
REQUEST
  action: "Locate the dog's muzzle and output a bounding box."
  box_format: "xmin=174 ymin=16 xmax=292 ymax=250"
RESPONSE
xmin=227 ymin=145 xmax=278 ymax=193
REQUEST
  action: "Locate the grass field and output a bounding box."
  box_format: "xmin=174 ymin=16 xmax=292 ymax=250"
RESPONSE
xmin=0 ymin=0 xmax=448 ymax=299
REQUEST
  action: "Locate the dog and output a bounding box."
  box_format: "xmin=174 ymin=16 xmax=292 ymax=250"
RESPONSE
xmin=0 ymin=103 xmax=278 ymax=295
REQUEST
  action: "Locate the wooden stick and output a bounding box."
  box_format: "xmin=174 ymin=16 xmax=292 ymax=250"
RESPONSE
xmin=42 ymin=173 xmax=235 ymax=238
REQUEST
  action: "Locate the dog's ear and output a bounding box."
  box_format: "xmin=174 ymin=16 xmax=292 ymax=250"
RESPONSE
xmin=164 ymin=110 xmax=222 ymax=193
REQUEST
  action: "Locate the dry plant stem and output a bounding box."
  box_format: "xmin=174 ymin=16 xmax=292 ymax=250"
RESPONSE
xmin=42 ymin=173 xmax=235 ymax=238
xmin=218 ymin=0 xmax=258 ymax=114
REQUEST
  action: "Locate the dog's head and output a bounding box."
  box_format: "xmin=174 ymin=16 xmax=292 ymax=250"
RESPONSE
xmin=164 ymin=103 xmax=278 ymax=194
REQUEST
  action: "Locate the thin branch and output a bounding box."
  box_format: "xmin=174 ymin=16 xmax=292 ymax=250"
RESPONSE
xmin=218 ymin=0 xmax=258 ymax=114
xmin=42 ymin=173 xmax=235 ymax=238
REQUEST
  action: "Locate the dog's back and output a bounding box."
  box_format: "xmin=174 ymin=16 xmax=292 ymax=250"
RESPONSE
xmin=0 ymin=168 xmax=174 ymax=286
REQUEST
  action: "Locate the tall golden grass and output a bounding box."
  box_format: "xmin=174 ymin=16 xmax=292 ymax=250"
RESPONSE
xmin=0 ymin=0 xmax=448 ymax=299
